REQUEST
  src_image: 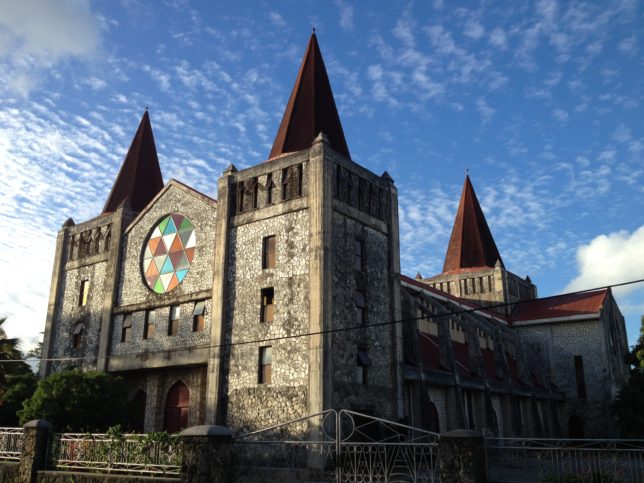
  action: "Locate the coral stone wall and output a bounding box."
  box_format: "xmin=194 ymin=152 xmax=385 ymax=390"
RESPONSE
xmin=225 ymin=209 xmax=310 ymax=433
xmin=117 ymin=184 xmax=217 ymax=307
xmin=330 ymin=211 xmax=394 ymax=418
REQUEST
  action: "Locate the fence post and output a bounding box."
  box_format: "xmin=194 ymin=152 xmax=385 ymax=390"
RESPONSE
xmin=179 ymin=425 xmax=234 ymax=483
xmin=18 ymin=419 xmax=52 ymax=483
xmin=438 ymin=429 xmax=487 ymax=483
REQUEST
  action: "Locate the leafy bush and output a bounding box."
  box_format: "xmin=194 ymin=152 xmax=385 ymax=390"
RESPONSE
xmin=18 ymin=370 xmax=128 ymax=432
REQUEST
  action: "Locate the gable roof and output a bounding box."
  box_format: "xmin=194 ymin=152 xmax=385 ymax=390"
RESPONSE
xmin=268 ymin=32 xmax=350 ymax=160
xmin=102 ymin=111 xmax=164 ymax=214
xmin=442 ymin=175 xmax=503 ymax=274
xmin=509 ymin=289 xmax=608 ymax=323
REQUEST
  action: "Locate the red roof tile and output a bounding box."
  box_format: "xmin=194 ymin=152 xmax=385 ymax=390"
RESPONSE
xmin=268 ymin=33 xmax=350 ymax=160
xmin=510 ymin=289 xmax=608 ymax=322
xmin=442 ymin=175 xmax=503 ymax=273
xmin=103 ymin=111 xmax=164 ymax=214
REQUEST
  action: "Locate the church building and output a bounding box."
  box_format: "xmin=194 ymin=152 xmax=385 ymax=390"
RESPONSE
xmin=39 ymin=33 xmax=628 ymax=438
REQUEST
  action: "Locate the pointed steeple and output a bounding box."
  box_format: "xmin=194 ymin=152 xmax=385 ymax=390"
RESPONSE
xmin=442 ymin=175 xmax=504 ymax=273
xmin=102 ymin=110 xmax=164 ymax=214
xmin=268 ymin=33 xmax=350 ymax=160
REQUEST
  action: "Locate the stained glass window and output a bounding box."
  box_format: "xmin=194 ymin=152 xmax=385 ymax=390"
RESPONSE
xmin=142 ymin=213 xmax=196 ymax=294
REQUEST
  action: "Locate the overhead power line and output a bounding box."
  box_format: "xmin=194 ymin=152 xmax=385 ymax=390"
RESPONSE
xmin=3 ymin=277 xmax=643 ymax=364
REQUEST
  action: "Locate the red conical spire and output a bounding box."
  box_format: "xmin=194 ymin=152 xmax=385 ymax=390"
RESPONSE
xmin=102 ymin=110 xmax=164 ymax=214
xmin=268 ymin=32 xmax=350 ymax=160
xmin=442 ymin=175 xmax=504 ymax=273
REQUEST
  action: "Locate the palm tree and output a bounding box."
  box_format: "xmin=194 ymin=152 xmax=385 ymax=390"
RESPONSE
xmin=0 ymin=318 xmax=30 ymax=389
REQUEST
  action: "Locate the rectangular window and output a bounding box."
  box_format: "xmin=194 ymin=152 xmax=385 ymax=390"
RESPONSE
xmin=266 ymin=173 xmax=274 ymax=205
xmin=357 ymin=348 xmax=371 ymax=384
xmin=143 ymin=310 xmax=155 ymax=339
xmin=73 ymin=322 xmax=84 ymax=348
xmin=574 ymin=355 xmax=587 ymax=399
xmin=168 ymin=305 xmax=180 ymax=336
xmin=355 ymin=291 xmax=366 ymax=326
xmin=121 ymin=314 xmax=132 ymax=343
xmin=354 ymin=239 xmax=364 ymax=271
xmin=79 ymin=280 xmax=90 ymax=306
xmin=193 ymin=301 xmax=206 ymax=331
xmin=261 ymin=287 xmax=274 ymax=323
xmin=259 ymin=346 xmax=272 ymax=384
xmin=262 ymin=235 xmax=276 ymax=269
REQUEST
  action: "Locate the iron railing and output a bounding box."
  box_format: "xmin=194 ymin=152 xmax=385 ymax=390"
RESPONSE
xmin=486 ymin=437 xmax=644 ymax=482
xmin=49 ymin=432 xmax=181 ymax=476
xmin=0 ymin=427 xmax=23 ymax=461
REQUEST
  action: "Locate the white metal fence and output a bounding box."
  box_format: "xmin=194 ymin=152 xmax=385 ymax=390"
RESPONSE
xmin=486 ymin=437 xmax=644 ymax=482
xmin=48 ymin=432 xmax=181 ymax=477
xmin=0 ymin=427 xmax=23 ymax=461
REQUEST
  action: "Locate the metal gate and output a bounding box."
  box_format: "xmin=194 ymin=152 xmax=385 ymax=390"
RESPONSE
xmin=233 ymin=409 xmax=440 ymax=482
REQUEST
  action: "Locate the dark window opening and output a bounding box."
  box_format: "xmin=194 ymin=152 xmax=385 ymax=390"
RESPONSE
xmin=72 ymin=322 xmax=83 ymax=348
xmin=354 ymin=239 xmax=364 ymax=271
xmin=357 ymin=348 xmax=371 ymax=384
xmin=574 ymin=355 xmax=587 ymax=399
xmin=164 ymin=382 xmax=189 ymax=433
xmin=192 ymin=301 xmax=205 ymax=332
xmin=168 ymin=305 xmax=180 ymax=336
xmin=266 ymin=173 xmax=274 ymax=205
xmin=262 ymin=235 xmax=276 ymax=269
xmin=355 ymin=291 xmax=366 ymax=326
xmin=261 ymin=287 xmax=274 ymax=323
xmin=259 ymin=346 xmax=272 ymax=384
xmin=143 ymin=310 xmax=155 ymax=339
xmin=79 ymin=280 xmax=90 ymax=307
xmin=121 ymin=314 xmax=132 ymax=343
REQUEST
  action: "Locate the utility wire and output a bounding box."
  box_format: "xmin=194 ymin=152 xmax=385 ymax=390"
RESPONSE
xmin=4 ymin=277 xmax=643 ymax=364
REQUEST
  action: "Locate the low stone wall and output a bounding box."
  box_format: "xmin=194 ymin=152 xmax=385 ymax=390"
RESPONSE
xmin=37 ymin=472 xmax=178 ymax=483
xmin=0 ymin=462 xmax=19 ymax=482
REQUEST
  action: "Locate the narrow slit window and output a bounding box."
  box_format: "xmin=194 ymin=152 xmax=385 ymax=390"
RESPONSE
xmin=355 ymin=291 xmax=366 ymax=326
xmin=354 ymin=239 xmax=364 ymax=271
xmin=259 ymin=346 xmax=272 ymax=384
xmin=262 ymin=235 xmax=276 ymax=269
xmin=357 ymin=348 xmax=371 ymax=384
xmin=192 ymin=301 xmax=206 ymax=332
xmin=79 ymin=280 xmax=90 ymax=307
xmin=261 ymin=288 xmax=274 ymax=323
xmin=168 ymin=305 xmax=180 ymax=336
xmin=121 ymin=314 xmax=132 ymax=343
xmin=72 ymin=322 xmax=84 ymax=348
xmin=144 ymin=310 xmax=155 ymax=339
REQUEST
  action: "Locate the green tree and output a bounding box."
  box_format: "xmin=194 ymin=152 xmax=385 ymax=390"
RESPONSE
xmin=0 ymin=372 xmax=37 ymax=426
xmin=19 ymin=370 xmax=128 ymax=432
xmin=616 ymin=316 xmax=644 ymax=438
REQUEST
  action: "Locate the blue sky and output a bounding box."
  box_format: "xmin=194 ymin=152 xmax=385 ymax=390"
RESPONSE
xmin=0 ymin=0 xmax=643 ymax=351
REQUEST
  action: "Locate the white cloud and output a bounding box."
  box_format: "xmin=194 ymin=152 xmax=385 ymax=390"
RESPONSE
xmin=335 ymin=0 xmax=354 ymax=31
xmin=0 ymin=0 xmax=101 ymax=95
xmin=566 ymin=226 xmax=644 ymax=296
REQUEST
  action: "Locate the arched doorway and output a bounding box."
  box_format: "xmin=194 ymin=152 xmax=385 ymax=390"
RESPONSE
xmin=164 ymin=382 xmax=189 ymax=433
xmin=568 ymin=415 xmax=584 ymax=439
xmin=127 ymin=390 xmax=146 ymax=433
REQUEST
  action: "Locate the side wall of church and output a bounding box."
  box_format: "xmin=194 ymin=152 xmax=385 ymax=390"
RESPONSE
xmin=224 ymin=208 xmax=311 ymax=433
xmin=330 ymin=210 xmax=394 ymax=417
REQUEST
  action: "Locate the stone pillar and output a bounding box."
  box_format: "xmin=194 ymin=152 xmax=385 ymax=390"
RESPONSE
xmin=179 ymin=425 xmax=234 ymax=483
xmin=438 ymin=429 xmax=487 ymax=483
xmin=19 ymin=420 xmax=52 ymax=483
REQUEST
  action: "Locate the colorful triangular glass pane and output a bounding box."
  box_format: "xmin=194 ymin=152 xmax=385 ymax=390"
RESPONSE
xmin=167 ymin=273 xmax=180 ymax=291
xmin=153 ymin=277 xmax=165 ymax=293
xmin=176 ymin=253 xmax=190 ymax=270
xmin=185 ymin=232 xmax=196 ymax=249
xmin=158 ymin=216 xmax=170 ymax=234
xmin=160 ymin=257 xmax=175 ymax=274
xmin=176 ymin=269 xmax=189 ymax=283
xmin=179 ymin=218 xmax=193 ymax=231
